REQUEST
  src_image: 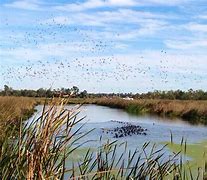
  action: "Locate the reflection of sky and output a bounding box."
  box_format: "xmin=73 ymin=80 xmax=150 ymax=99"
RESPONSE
xmin=30 ymin=105 xmax=207 ymax=148
xmin=0 ymin=0 xmax=207 ymax=92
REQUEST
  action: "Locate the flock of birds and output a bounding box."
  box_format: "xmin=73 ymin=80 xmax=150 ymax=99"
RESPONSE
xmin=0 ymin=17 xmax=204 ymax=91
xmin=102 ymin=120 xmax=147 ymax=138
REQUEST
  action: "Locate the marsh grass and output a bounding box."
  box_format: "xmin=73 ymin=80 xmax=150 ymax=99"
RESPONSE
xmin=34 ymin=97 xmax=207 ymax=124
xmin=0 ymin=96 xmax=36 ymax=121
xmin=0 ymin=98 xmax=90 ymax=179
xmin=0 ymin=96 xmax=37 ymax=141
xmin=94 ymin=98 xmax=207 ymax=124
xmin=0 ymin=97 xmax=206 ymax=179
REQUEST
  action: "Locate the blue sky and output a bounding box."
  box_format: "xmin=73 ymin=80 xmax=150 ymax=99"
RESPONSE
xmin=0 ymin=0 xmax=207 ymax=93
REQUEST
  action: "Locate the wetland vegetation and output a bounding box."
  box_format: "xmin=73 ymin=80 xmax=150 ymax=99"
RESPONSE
xmin=0 ymin=96 xmax=37 ymax=141
xmin=0 ymin=96 xmax=206 ymax=179
xmin=1 ymin=85 xmax=207 ymax=125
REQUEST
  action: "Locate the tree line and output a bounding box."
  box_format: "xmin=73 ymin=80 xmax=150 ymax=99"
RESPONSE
xmin=0 ymin=85 xmax=88 ymax=98
xmin=0 ymin=85 xmax=207 ymax=100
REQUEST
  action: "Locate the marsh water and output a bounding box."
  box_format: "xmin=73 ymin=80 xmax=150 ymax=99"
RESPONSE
xmin=30 ymin=104 xmax=207 ymax=150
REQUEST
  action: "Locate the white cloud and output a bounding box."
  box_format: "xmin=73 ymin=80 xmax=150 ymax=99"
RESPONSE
xmin=4 ymin=0 xmax=42 ymax=10
xmin=187 ymin=23 xmax=207 ymax=33
xmin=198 ymin=14 xmax=207 ymax=19
xmin=55 ymin=0 xmax=136 ymax=12
xmin=45 ymin=16 xmax=71 ymax=25
xmin=55 ymin=0 xmax=103 ymax=12
xmin=163 ymin=22 xmax=207 ymax=50
xmin=108 ymin=0 xmax=136 ymax=6
xmin=44 ymin=9 xmax=169 ymax=40
xmin=165 ymin=39 xmax=207 ymax=49
xmin=144 ymin=0 xmax=187 ymax=6
xmin=2 ymin=0 xmax=195 ymax=12
xmin=54 ymin=0 xmax=189 ymax=12
xmin=0 ymin=42 xmax=97 ymax=62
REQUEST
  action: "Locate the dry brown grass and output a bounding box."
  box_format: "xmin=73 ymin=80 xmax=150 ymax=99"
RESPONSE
xmin=33 ymin=97 xmax=207 ymax=124
xmin=0 ymin=96 xmax=36 ymax=121
xmin=94 ymin=98 xmax=207 ymax=124
xmin=0 ymin=96 xmax=37 ymax=139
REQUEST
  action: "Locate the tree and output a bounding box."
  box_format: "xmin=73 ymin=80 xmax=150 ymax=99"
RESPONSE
xmin=79 ymin=90 xmax=88 ymax=98
xmin=46 ymin=89 xmax=53 ymax=98
xmin=71 ymin=86 xmax=79 ymax=96
xmin=4 ymin=85 xmax=12 ymax=96
xmin=37 ymin=88 xmax=46 ymax=97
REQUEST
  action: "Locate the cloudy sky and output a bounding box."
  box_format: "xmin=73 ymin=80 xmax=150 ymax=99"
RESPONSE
xmin=0 ymin=0 xmax=207 ymax=93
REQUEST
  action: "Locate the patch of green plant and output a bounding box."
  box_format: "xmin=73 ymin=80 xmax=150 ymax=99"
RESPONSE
xmin=163 ymin=138 xmax=207 ymax=179
xmin=126 ymin=104 xmax=149 ymax=115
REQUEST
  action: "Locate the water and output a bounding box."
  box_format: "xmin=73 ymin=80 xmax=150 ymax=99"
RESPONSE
xmin=28 ymin=104 xmax=207 ymax=176
xmin=30 ymin=104 xmax=207 ymax=149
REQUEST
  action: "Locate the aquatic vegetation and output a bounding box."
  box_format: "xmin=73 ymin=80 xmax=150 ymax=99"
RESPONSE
xmin=0 ymin=99 xmax=85 ymax=179
xmin=165 ymin=139 xmax=207 ymax=179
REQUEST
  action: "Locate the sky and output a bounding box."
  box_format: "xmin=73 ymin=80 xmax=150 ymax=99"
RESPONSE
xmin=0 ymin=0 xmax=207 ymax=93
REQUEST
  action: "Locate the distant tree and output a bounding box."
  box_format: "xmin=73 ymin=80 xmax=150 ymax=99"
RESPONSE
xmin=4 ymin=85 xmax=13 ymax=96
xmin=46 ymin=89 xmax=53 ymax=98
xmin=79 ymin=90 xmax=88 ymax=98
xmin=71 ymin=86 xmax=79 ymax=96
xmin=65 ymin=88 xmax=71 ymax=95
xmin=1 ymin=85 xmax=207 ymax=100
xmin=61 ymin=88 xmax=65 ymax=94
xmin=37 ymin=88 xmax=46 ymax=97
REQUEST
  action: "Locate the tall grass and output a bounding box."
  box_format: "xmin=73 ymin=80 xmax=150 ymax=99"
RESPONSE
xmin=0 ymin=98 xmax=85 ymax=179
xmin=0 ymin=96 xmax=36 ymax=121
xmin=94 ymin=98 xmax=207 ymax=124
xmin=33 ymin=97 xmax=207 ymax=124
xmin=0 ymin=96 xmax=37 ymax=141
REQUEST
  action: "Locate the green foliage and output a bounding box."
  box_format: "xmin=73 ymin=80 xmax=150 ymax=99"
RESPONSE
xmin=1 ymin=85 xmax=207 ymax=100
xmin=126 ymin=104 xmax=149 ymax=114
xmin=134 ymin=89 xmax=207 ymax=100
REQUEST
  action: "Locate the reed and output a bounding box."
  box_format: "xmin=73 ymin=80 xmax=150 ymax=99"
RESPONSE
xmin=0 ymin=98 xmax=88 ymax=179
